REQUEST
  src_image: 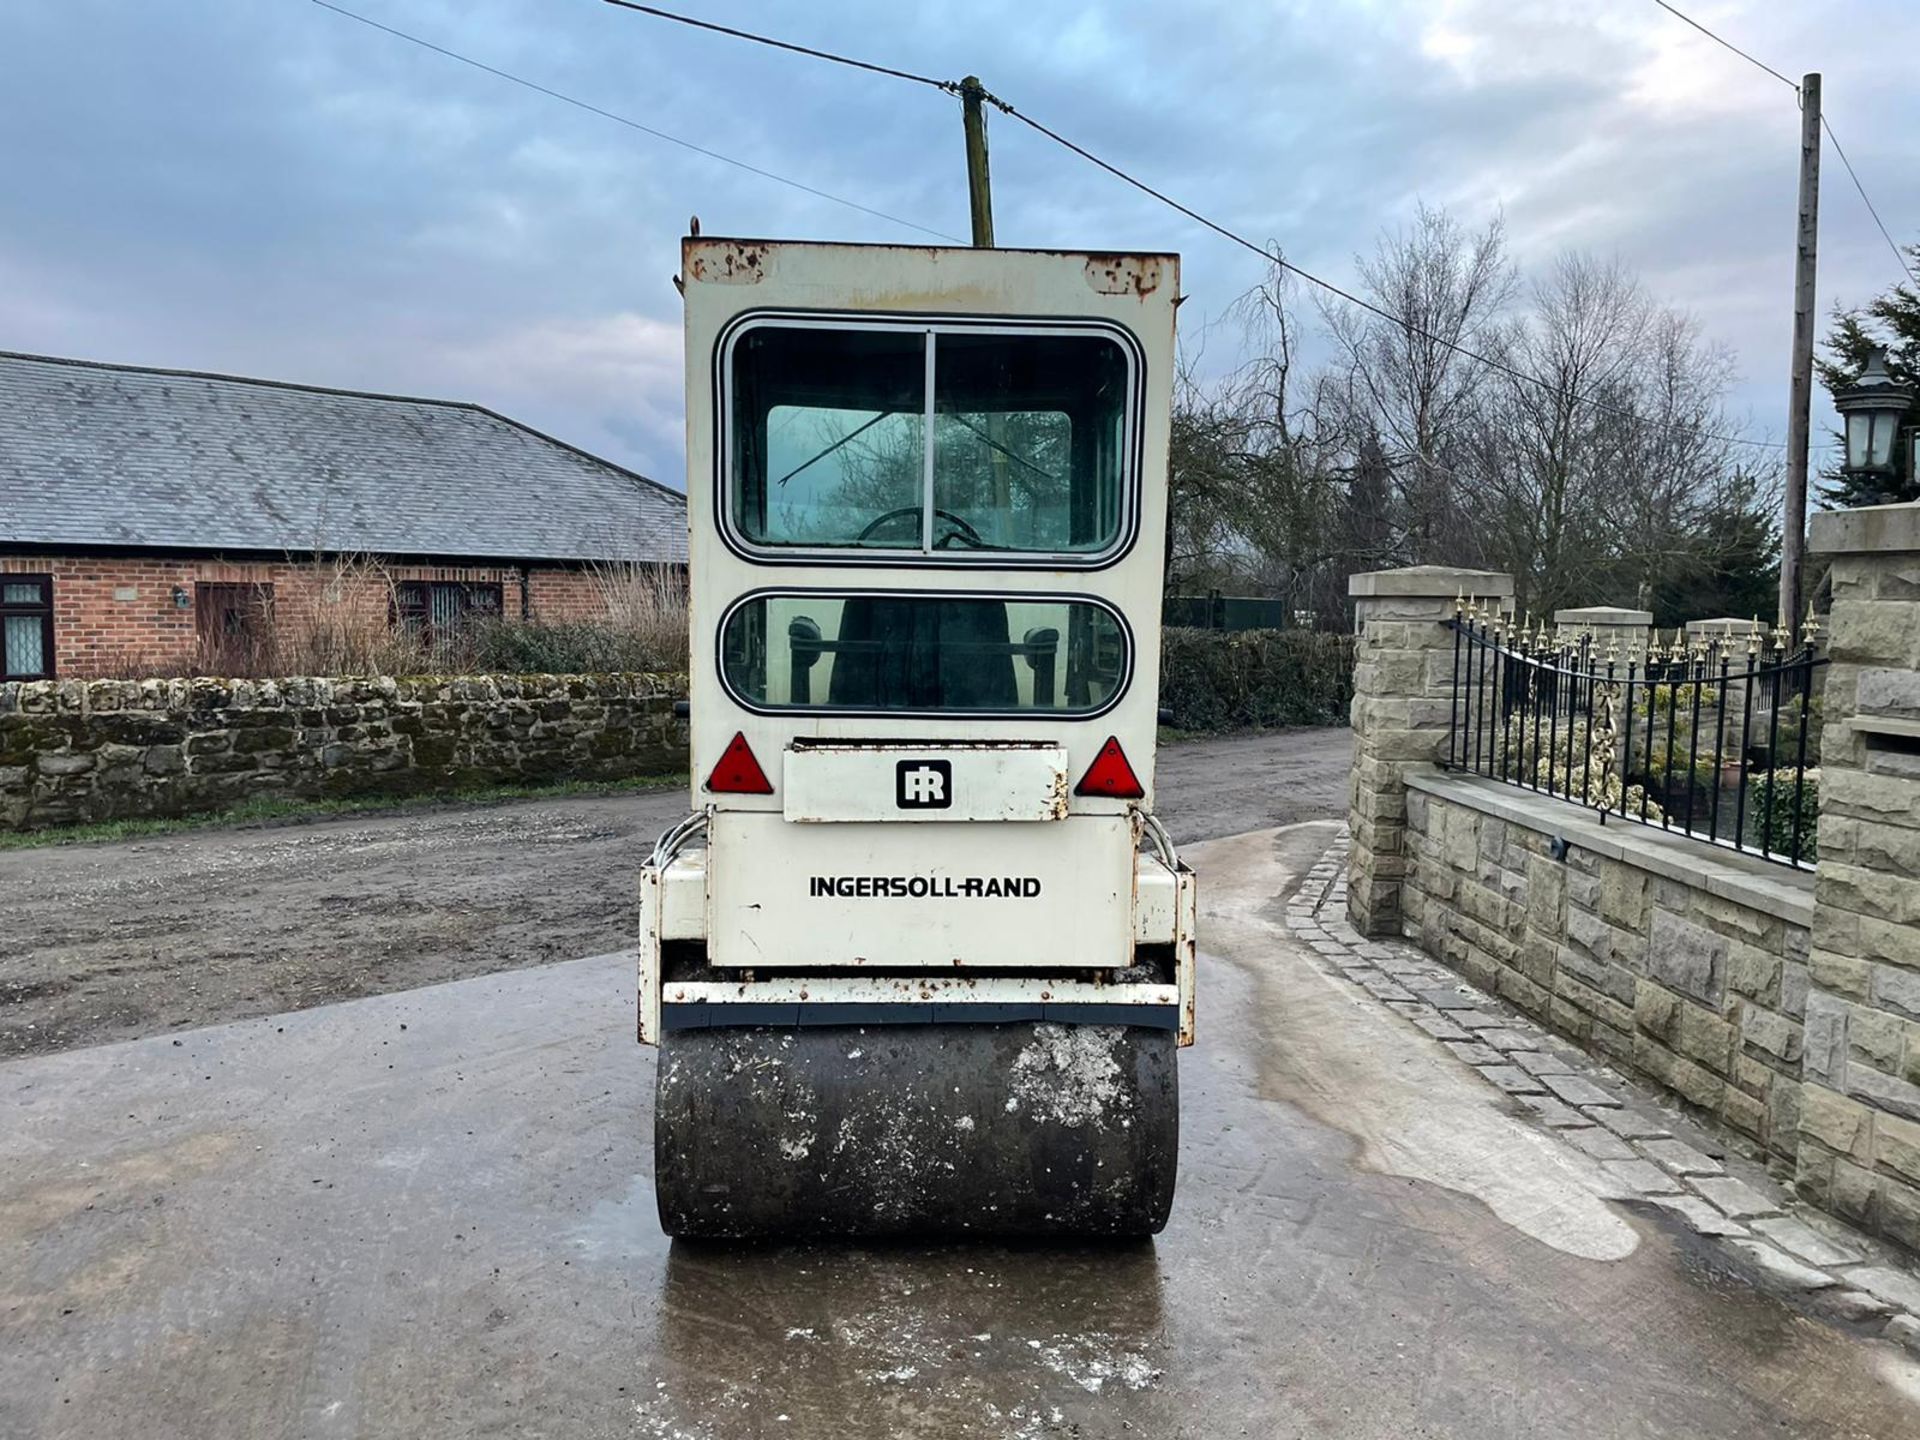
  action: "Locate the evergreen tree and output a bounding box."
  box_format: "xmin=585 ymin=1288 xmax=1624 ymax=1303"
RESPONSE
xmin=1816 ymin=241 xmax=1920 ymax=507
xmin=1649 ymin=483 xmax=1779 ymax=630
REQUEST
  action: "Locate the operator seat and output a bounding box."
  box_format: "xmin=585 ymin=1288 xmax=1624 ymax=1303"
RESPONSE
xmin=827 ymin=598 xmax=1018 ymax=710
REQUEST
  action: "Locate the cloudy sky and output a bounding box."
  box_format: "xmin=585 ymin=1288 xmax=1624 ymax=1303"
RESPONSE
xmin=4 ymin=1 xmax=1916 ymax=486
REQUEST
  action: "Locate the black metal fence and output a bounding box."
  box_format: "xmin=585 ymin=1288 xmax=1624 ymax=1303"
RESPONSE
xmin=1163 ymin=591 xmax=1295 ymax=631
xmin=1442 ymin=606 xmax=1827 ymax=869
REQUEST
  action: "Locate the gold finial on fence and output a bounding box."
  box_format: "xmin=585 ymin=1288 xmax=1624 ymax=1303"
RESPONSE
xmin=1455 ymin=588 xmax=1467 ymax=618
xmin=1771 ymin=622 xmax=1789 ymax=655
xmin=1747 ymin=615 xmax=1762 ymax=657
xmin=1606 ymin=634 xmax=1621 ymax=665
xmin=1801 ymin=613 xmax=1821 ymax=647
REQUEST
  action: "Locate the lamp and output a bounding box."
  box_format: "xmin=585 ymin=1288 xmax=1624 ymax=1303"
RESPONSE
xmin=1834 ymin=345 xmax=1913 ymax=481
xmin=171 ymin=585 xmax=190 ymax=609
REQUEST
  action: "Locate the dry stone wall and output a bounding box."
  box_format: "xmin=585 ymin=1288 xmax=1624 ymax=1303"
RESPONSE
xmin=0 ymin=672 xmax=688 ymax=830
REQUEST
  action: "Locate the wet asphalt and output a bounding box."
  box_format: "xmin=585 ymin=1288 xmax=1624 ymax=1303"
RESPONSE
xmin=5 ymin=817 xmax=1919 ymax=1438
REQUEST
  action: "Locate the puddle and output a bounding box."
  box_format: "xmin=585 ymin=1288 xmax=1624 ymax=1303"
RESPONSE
xmin=1190 ymin=826 xmax=1639 ymax=1263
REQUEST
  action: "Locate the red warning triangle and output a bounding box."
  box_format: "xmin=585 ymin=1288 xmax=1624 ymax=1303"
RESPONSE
xmin=1074 ymin=735 xmax=1144 ymax=799
xmin=705 ymin=730 xmax=773 ymax=794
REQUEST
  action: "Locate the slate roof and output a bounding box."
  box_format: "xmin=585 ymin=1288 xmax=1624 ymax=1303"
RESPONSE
xmin=0 ymin=351 xmax=687 ymax=565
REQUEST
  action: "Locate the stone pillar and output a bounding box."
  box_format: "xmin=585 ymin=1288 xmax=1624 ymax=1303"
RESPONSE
xmin=1555 ymin=605 xmax=1652 ymax=658
xmin=1685 ymin=615 xmax=1763 ymax=646
xmin=1347 ymin=565 xmax=1515 ymax=938
xmin=1794 ymin=502 xmax=1920 ymax=1250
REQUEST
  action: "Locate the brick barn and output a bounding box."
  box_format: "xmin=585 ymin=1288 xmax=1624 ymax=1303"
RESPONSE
xmin=0 ymin=351 xmax=687 ymax=679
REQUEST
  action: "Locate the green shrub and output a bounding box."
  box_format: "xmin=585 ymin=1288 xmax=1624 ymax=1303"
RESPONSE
xmin=1498 ymin=683 xmax=1662 ymax=820
xmin=467 ymin=619 xmax=687 ymax=676
xmin=1158 ymin=627 xmax=1355 ymax=733
xmin=1746 ymin=767 xmax=1819 ymax=863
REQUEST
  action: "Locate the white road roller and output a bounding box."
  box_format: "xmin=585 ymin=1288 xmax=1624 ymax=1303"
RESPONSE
xmin=639 ymin=236 xmax=1195 ymax=1237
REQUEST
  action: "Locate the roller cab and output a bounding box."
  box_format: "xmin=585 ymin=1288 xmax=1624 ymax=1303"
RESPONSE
xmin=641 ymin=238 xmax=1193 ymax=1238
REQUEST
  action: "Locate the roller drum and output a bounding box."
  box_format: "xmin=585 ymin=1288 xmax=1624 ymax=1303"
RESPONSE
xmin=654 ymin=1022 xmax=1178 ymax=1238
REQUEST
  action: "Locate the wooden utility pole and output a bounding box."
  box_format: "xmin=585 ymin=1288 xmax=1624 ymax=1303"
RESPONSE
xmin=1780 ymin=72 xmax=1821 ymax=634
xmin=960 ymin=76 xmax=994 ymax=248
xmin=959 ymin=75 xmax=1012 ymax=533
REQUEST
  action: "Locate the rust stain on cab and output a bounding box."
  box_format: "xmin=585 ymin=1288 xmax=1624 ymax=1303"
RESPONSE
xmin=683 ymin=237 xmax=1173 ymax=303
xmin=688 ymin=240 xmax=771 ymax=284
xmin=1083 ymin=255 xmax=1164 ymax=299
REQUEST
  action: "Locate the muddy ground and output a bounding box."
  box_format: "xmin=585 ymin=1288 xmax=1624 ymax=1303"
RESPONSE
xmin=0 ymin=728 xmax=1350 ymax=1057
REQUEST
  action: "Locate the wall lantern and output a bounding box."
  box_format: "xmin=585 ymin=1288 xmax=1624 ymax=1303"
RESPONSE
xmin=1834 ymin=345 xmax=1914 ymax=482
xmin=171 ymin=585 xmax=191 ymax=609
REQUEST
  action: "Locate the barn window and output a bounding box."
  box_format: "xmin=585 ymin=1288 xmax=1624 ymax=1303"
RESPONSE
xmin=0 ymin=575 xmax=54 ymax=680
xmin=395 ymin=581 xmax=503 ymax=644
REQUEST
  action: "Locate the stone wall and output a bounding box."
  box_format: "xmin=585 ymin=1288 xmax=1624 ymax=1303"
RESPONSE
xmin=1346 ymin=565 xmax=1512 ymax=938
xmin=0 ymin=672 xmax=689 ymax=830
xmin=1349 ymin=529 xmax=1920 ymax=1252
xmin=1795 ymin=503 xmax=1920 ymax=1250
xmin=1402 ymin=774 xmax=1812 ymax=1166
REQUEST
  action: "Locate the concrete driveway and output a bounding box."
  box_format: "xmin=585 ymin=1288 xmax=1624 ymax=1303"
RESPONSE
xmin=5 ymin=819 xmax=1917 ymax=1439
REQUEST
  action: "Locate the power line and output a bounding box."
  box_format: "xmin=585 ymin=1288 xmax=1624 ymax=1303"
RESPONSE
xmin=1821 ymin=115 xmax=1919 ymax=288
xmin=306 ymin=0 xmax=962 ymax=243
xmin=1651 ymin=0 xmax=1916 ymax=287
xmin=1650 ymin=0 xmax=1799 ymax=91
xmin=598 ymin=1 xmax=1787 ymax=453
xmin=600 ymin=0 xmax=955 ymax=94
xmin=988 ymin=94 xmax=1785 ymax=452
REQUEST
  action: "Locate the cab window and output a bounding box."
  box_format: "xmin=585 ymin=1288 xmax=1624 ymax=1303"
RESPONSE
xmin=721 ymin=594 xmax=1128 ymax=716
xmin=727 ymin=323 xmax=1131 ymax=560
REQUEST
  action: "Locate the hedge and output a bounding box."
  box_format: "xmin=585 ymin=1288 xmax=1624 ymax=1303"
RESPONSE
xmin=1158 ymin=627 xmax=1355 ymax=733
xmin=468 ymin=619 xmax=684 ymax=676
xmin=1745 ymin=767 xmax=1820 ymax=864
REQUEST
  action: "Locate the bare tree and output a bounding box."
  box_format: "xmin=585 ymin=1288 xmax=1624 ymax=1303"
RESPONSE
xmin=1168 ymin=203 xmax=1776 ymax=631
xmin=1320 ymin=204 xmax=1517 ymax=562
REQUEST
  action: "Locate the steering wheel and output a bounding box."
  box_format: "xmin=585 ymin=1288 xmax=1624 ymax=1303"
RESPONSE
xmin=855 ymin=506 xmax=988 ymax=549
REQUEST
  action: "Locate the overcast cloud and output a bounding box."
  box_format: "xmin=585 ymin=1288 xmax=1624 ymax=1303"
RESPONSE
xmin=3 ymin=0 xmax=1915 ymax=485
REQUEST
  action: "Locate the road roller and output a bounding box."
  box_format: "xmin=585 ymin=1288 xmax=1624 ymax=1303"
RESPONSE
xmin=638 ymin=235 xmax=1195 ymax=1238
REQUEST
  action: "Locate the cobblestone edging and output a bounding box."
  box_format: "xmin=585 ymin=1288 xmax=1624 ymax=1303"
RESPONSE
xmin=1292 ymin=828 xmax=1920 ymax=1350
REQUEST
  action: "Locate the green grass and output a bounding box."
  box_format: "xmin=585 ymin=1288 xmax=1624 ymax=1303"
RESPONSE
xmin=0 ymin=772 xmax=689 ymax=851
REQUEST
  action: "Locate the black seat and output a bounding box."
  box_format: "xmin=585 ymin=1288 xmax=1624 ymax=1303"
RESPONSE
xmin=826 ymin=599 xmax=1018 ymax=709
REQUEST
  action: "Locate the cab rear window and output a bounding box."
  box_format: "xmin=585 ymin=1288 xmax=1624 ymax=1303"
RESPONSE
xmin=720 ymin=593 xmax=1129 ymax=716
xmin=725 ymin=321 xmax=1133 ymax=562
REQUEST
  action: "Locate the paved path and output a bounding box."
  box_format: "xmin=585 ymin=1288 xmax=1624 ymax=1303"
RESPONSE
xmin=5 ymin=822 xmax=1917 ymax=1438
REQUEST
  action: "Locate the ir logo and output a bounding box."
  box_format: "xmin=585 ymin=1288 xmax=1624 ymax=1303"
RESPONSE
xmin=896 ymin=759 xmax=953 ymax=810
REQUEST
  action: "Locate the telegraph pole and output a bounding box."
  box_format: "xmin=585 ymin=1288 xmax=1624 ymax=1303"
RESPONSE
xmin=1780 ymin=72 xmax=1821 ymax=633
xmin=960 ymin=76 xmax=994 ymax=248
xmin=960 ymin=75 xmax=1012 ymax=533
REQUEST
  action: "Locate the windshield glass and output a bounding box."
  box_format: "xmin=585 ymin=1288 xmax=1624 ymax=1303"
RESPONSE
xmin=721 ymin=594 xmax=1128 ymax=715
xmin=728 ymin=324 xmax=1130 ymax=558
